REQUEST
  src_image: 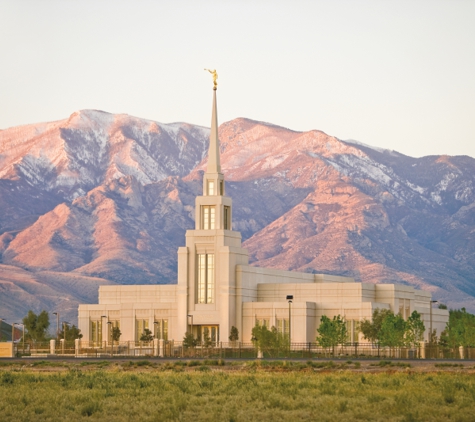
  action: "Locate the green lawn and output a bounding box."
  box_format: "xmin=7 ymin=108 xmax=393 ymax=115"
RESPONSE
xmin=1 ymin=361 xmax=474 ymax=421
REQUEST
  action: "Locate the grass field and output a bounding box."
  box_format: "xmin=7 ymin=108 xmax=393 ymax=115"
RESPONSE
xmin=1 ymin=360 xmax=475 ymax=421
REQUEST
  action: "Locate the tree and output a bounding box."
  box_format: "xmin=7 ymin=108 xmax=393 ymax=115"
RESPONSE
xmin=112 ymin=326 xmax=121 ymax=343
xmin=251 ymin=323 xmax=289 ymax=357
xmin=183 ymin=332 xmax=198 ymax=349
xmin=139 ymin=328 xmax=154 ymax=343
xmin=316 ymin=315 xmax=347 ymax=355
xmin=22 ymin=310 xmax=50 ymax=342
xmin=229 ymin=326 xmax=239 ymax=345
xmin=406 ymin=311 xmax=425 ymax=347
xmin=202 ymin=327 xmax=213 ymax=348
xmin=379 ymin=312 xmax=407 ymax=349
xmin=360 ymin=308 xmax=393 ymax=345
xmin=441 ymin=308 xmax=475 ymax=348
xmin=59 ymin=324 xmax=83 ymax=341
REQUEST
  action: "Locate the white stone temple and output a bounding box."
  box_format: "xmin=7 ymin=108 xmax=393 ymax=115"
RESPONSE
xmin=78 ymin=81 xmax=448 ymax=345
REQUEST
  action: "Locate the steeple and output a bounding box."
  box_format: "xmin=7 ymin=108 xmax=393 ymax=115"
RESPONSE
xmin=193 ymin=70 xmax=232 ymax=231
xmin=202 ymin=69 xmax=225 ymax=198
xmin=207 ymin=88 xmax=221 ymax=174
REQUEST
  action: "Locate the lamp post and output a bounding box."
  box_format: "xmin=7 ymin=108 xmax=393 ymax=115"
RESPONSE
xmin=101 ymin=315 xmax=108 ymax=344
xmin=187 ymin=315 xmax=193 ymax=337
xmin=107 ymin=321 xmax=113 ymax=354
xmin=53 ymin=312 xmax=59 ymax=341
xmin=429 ymin=300 xmax=438 ymax=344
xmin=62 ymin=321 xmax=70 ymax=341
xmin=286 ymin=295 xmax=293 ymax=354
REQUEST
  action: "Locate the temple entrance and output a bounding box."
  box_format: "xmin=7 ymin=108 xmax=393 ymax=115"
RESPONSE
xmin=195 ymin=325 xmax=219 ymax=344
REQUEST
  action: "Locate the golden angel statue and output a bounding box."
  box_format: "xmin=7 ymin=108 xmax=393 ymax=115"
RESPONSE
xmin=204 ymin=68 xmax=218 ymax=88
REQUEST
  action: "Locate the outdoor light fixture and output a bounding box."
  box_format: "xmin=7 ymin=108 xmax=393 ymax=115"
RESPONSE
xmin=53 ymin=312 xmax=59 ymax=341
xmin=286 ymin=295 xmax=293 ymax=353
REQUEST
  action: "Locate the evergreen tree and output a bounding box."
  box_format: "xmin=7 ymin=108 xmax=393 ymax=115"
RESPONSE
xmin=183 ymin=332 xmax=197 ymax=349
xmin=139 ymin=328 xmax=154 ymax=343
xmin=202 ymin=327 xmax=213 ymax=347
xmin=112 ymin=326 xmax=122 ymax=343
xmin=229 ymin=326 xmax=239 ymax=344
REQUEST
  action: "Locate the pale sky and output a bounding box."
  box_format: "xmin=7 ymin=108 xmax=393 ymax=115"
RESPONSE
xmin=1 ymin=0 xmax=474 ymax=158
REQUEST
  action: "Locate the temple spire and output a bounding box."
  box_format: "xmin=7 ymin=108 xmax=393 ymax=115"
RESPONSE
xmin=207 ymin=87 xmax=221 ymax=174
xmin=204 ymin=68 xmax=221 ymax=175
xmin=202 ymin=69 xmax=225 ymax=199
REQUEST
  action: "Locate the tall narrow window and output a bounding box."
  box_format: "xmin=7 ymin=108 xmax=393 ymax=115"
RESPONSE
xmin=202 ymin=206 xmax=215 ymax=229
xmin=255 ymin=318 xmax=269 ymax=328
xmin=197 ymin=253 xmax=215 ymax=304
xmin=154 ymin=319 xmax=168 ymax=340
xmin=276 ymin=318 xmax=289 ymax=337
xmin=220 ymin=180 xmax=224 ymax=195
xmin=90 ymin=320 xmax=103 ymax=344
xmin=224 ymin=206 xmax=230 ymax=230
xmin=345 ymin=320 xmax=359 ymax=343
xmin=207 ymin=180 xmax=215 ymax=195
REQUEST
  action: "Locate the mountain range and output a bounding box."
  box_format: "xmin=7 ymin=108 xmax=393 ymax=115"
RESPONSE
xmin=1 ymin=109 xmax=474 ymax=325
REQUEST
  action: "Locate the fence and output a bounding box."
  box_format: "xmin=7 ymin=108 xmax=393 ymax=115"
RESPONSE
xmin=10 ymin=340 xmax=475 ymax=360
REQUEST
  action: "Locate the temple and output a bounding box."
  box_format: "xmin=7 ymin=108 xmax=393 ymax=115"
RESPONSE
xmin=78 ymin=81 xmax=448 ymax=345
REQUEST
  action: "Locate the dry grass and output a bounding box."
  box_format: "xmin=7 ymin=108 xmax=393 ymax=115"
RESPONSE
xmin=0 ymin=360 xmax=474 ymax=421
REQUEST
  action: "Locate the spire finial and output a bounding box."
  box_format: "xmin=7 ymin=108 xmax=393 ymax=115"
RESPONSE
xmin=205 ymin=69 xmax=218 ymax=90
xmin=205 ymin=70 xmax=220 ymax=174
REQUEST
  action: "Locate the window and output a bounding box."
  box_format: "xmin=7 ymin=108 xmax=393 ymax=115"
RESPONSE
xmin=220 ymin=180 xmax=224 ymax=195
xmin=135 ymin=319 xmax=149 ymax=342
xmin=154 ymin=319 xmax=168 ymax=340
xmin=202 ymin=206 xmax=215 ymax=229
xmin=90 ymin=320 xmax=103 ymax=344
xmin=345 ymin=320 xmax=359 ymax=343
xmin=224 ymin=206 xmax=230 ymax=230
xmin=398 ymin=299 xmax=411 ymax=319
xmin=198 ymin=325 xmax=219 ymax=343
xmin=207 ymin=180 xmax=215 ymax=196
xmin=197 ymin=253 xmax=214 ymax=304
xmin=255 ymin=318 xmax=269 ymax=328
xmin=276 ymin=318 xmax=289 ymax=337
xmin=405 ymin=301 xmax=410 ymax=320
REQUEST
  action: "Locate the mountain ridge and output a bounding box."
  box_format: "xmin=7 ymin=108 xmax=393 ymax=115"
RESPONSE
xmin=1 ymin=110 xmax=474 ymax=324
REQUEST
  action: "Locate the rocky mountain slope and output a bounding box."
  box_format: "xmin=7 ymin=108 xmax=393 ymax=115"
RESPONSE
xmin=1 ymin=111 xmax=474 ymax=324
